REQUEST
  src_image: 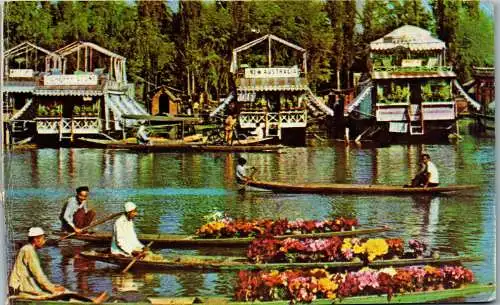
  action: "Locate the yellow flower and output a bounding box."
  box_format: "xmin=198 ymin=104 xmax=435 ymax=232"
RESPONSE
xmin=364 ymin=238 xmax=388 ymax=261
xmin=341 ymin=238 xmax=352 ymax=251
xmin=353 ymin=243 xmax=366 ymax=254
xmin=318 ymin=277 xmax=338 ymax=293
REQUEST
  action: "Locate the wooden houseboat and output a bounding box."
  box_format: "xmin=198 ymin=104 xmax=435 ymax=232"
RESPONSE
xmin=469 ymin=66 xmax=495 ymax=133
xmin=347 ymin=25 xmax=479 ymax=142
xmin=210 ymin=34 xmax=333 ymax=145
xmin=3 ymin=41 xmax=148 ymax=144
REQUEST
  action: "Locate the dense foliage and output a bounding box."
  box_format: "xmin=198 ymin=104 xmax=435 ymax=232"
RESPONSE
xmin=4 ymin=0 xmax=493 ymax=99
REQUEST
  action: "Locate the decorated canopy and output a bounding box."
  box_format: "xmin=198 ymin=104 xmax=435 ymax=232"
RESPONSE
xmin=370 ymin=25 xmax=446 ymax=52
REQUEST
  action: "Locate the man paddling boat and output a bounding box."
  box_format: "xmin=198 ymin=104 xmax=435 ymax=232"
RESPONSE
xmin=111 ymin=202 xmax=148 ymax=257
xmin=236 ymin=157 xmax=257 ymax=187
xmin=9 ymin=227 xmax=66 ymax=297
xmin=60 ymin=186 xmax=96 ymax=234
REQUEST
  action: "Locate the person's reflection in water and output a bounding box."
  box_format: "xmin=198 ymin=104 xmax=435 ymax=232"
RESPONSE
xmin=411 ymin=195 xmax=440 ymax=249
xmin=60 ymin=244 xmax=96 ymax=295
xmin=111 ymin=273 xmax=144 ymax=302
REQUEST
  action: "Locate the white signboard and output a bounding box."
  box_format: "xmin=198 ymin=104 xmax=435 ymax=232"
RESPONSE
xmin=376 ymin=107 xmax=407 ymax=121
xmin=10 ymin=69 xmax=33 ymax=78
xmin=245 ymin=67 xmax=300 ymax=78
xmin=44 ymin=74 xmax=98 ymax=86
xmin=401 ymin=59 xmax=423 ymax=67
xmin=422 ymin=105 xmax=455 ymax=120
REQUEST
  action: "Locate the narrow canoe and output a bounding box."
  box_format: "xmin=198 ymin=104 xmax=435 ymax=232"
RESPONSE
xmin=9 ymin=284 xmax=495 ymax=304
xmin=80 ymin=251 xmax=481 ymax=272
xmin=63 ymin=226 xmax=390 ymax=247
xmin=77 ymin=138 xmax=283 ymax=153
xmin=245 ymin=180 xmax=480 ymax=195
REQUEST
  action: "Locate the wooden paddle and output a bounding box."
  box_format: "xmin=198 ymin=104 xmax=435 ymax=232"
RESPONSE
xmin=59 ymin=212 xmax=123 ymax=241
xmin=121 ymin=241 xmax=154 ymax=273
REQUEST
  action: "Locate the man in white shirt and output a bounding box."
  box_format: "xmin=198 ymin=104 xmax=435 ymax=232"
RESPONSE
xmin=410 ymin=154 xmax=439 ymax=187
xmin=250 ymin=123 xmax=265 ymax=140
xmin=111 ymin=202 xmax=145 ymax=257
xmin=236 ymin=157 xmax=256 ymax=185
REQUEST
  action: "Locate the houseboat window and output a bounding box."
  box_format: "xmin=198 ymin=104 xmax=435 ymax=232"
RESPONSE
xmin=377 ymin=82 xmax=410 ymax=104
xmin=421 ymin=80 xmax=451 ymax=102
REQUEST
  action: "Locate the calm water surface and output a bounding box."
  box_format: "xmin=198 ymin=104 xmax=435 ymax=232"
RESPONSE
xmin=4 ymin=130 xmax=495 ymax=302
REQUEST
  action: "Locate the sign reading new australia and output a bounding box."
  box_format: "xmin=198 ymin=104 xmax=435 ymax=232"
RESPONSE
xmin=245 ymin=66 xmax=300 ymax=78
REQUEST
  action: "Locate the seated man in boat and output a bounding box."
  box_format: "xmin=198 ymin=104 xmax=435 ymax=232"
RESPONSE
xmin=410 ymin=154 xmax=440 ymax=187
xmin=136 ymin=124 xmax=150 ymax=145
xmin=111 ymin=202 xmax=148 ymax=257
xmin=236 ymin=157 xmax=257 ymax=185
xmin=249 ymin=123 xmax=265 ymax=140
xmin=9 ymin=227 xmax=67 ymax=297
xmin=60 ymin=186 xmax=95 ymax=234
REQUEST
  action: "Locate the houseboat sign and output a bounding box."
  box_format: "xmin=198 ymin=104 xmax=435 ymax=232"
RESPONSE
xmin=44 ymin=74 xmax=98 ymax=86
xmin=245 ymin=67 xmax=300 ymax=78
xmin=9 ymin=69 xmax=34 ymax=78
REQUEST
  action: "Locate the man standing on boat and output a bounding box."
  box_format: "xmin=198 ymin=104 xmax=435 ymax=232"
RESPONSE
xmin=111 ymin=202 xmax=146 ymax=257
xmin=410 ymin=154 xmax=439 ymax=187
xmin=236 ymin=157 xmax=257 ymax=185
xmin=224 ymin=114 xmax=237 ymax=144
xmin=60 ymin=186 xmax=96 ymax=234
xmin=9 ymin=227 xmax=66 ymax=297
xmin=136 ymin=124 xmax=150 ymax=145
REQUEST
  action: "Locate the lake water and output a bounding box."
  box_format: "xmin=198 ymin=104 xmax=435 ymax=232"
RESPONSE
xmin=4 ymin=126 xmax=495 ymax=302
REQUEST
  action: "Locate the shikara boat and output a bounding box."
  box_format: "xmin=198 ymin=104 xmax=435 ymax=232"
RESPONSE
xmin=244 ymin=180 xmax=480 ymax=195
xmin=77 ymin=138 xmax=283 ymax=153
xmin=80 ymin=251 xmax=480 ymax=272
xmin=8 ymin=283 xmax=495 ymax=304
xmin=62 ymin=226 xmax=390 ymax=247
xmin=8 ymin=284 xmax=495 ymax=304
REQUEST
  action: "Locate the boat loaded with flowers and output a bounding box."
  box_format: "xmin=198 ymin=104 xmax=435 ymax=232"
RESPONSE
xmin=68 ymin=217 xmax=390 ymax=247
xmin=80 ymin=237 xmax=479 ymax=272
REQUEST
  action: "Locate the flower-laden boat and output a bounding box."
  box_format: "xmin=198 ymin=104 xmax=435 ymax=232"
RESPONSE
xmin=233 ymin=266 xmax=481 ymax=303
xmin=79 ymin=237 xmax=480 ymax=272
xmin=66 ymin=217 xmax=390 ymax=248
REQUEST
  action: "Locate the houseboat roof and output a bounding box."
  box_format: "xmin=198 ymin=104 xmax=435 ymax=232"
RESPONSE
xmin=370 ymin=25 xmax=445 ymax=51
xmin=472 ymin=66 xmax=494 ymax=78
xmin=372 ymin=70 xmax=456 ymax=80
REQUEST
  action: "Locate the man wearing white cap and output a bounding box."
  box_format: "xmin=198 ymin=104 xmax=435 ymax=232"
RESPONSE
xmin=111 ymin=202 xmax=145 ymax=257
xmin=9 ymin=227 xmax=66 ymax=297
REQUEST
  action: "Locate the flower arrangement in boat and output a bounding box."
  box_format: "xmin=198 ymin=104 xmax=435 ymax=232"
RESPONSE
xmin=196 ymin=216 xmax=358 ymax=238
xmin=409 ymin=239 xmax=427 ymax=257
xmin=234 ymin=265 xmax=475 ymax=303
xmin=248 ymin=237 xmax=429 ymax=263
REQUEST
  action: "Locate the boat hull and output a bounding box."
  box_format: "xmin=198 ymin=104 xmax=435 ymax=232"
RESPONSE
xmin=246 ymin=180 xmax=480 ymax=195
xmin=77 ymin=138 xmax=283 ymax=152
xmin=80 ymin=251 xmax=480 ymax=272
xmin=63 ymin=227 xmax=390 ymax=247
xmin=8 ymin=284 xmax=494 ymax=305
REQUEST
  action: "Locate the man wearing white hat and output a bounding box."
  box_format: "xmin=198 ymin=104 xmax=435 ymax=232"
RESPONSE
xmin=9 ymin=227 xmax=66 ymax=297
xmin=111 ymin=202 xmax=145 ymax=257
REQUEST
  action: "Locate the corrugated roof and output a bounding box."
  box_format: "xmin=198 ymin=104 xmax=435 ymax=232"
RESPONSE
xmin=372 ymin=71 xmax=456 ymax=80
xmin=238 ymin=85 xmax=307 ymax=92
xmin=34 ymin=89 xmax=104 ymax=96
xmin=370 ymin=25 xmax=445 ymax=51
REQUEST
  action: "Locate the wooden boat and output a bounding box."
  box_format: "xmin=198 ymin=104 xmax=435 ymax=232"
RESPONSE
xmin=9 ymin=284 xmax=495 ymax=304
xmin=62 ymin=226 xmax=390 ymax=247
xmin=244 ymin=179 xmax=480 ymax=195
xmin=80 ymin=251 xmax=481 ymax=272
xmin=77 ymin=138 xmax=283 ymax=153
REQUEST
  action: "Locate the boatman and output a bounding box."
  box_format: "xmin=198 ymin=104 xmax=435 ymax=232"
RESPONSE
xmin=136 ymin=124 xmax=150 ymax=145
xmin=111 ymin=202 xmax=147 ymax=257
xmin=60 ymin=186 xmax=96 ymax=234
xmin=410 ymin=153 xmax=440 ymax=187
xmin=9 ymin=227 xmax=66 ymax=297
xmin=236 ymin=157 xmax=257 ymax=186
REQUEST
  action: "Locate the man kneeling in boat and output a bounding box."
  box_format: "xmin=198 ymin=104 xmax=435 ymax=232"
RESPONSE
xmin=410 ymin=154 xmax=439 ymax=187
xmin=60 ymin=186 xmax=96 ymax=234
xmin=9 ymin=227 xmax=66 ymax=298
xmin=111 ymin=202 xmax=147 ymax=257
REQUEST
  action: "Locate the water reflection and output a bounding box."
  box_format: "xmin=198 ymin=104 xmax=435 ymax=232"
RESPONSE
xmin=4 ymin=133 xmax=495 ymax=300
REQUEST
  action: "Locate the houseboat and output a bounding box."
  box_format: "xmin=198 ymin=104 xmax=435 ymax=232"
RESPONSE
xmin=210 ymin=34 xmax=333 ymax=145
xmin=347 ymin=25 xmax=473 ymax=142
xmin=3 ymin=41 xmax=148 ymax=145
xmin=469 ymin=66 xmax=495 ymax=134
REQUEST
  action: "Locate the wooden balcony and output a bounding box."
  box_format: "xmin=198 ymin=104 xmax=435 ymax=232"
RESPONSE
xmin=239 ymin=111 xmax=307 ymax=128
xmin=35 ymin=117 xmax=101 ymax=134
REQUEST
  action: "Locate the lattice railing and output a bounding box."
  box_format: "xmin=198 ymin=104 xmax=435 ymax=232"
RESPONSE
xmin=239 ymin=111 xmax=306 ymax=128
xmin=35 ymin=117 xmax=101 ymax=134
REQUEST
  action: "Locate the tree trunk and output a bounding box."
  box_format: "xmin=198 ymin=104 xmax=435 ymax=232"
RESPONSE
xmin=337 ymin=69 xmax=341 ymax=90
